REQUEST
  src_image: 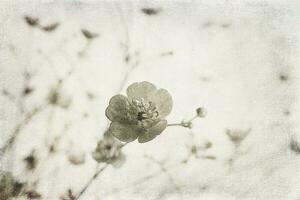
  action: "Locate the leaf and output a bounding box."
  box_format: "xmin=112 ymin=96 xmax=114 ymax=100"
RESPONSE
xmin=41 ymin=22 xmax=60 ymax=32
xmin=290 ymin=139 xmax=300 ymax=154
xmin=81 ymin=29 xmax=99 ymax=39
xmin=26 ymin=190 xmax=42 ymax=199
xmin=23 ymin=87 xmax=34 ymax=96
xmin=24 ymin=16 xmax=39 ymax=26
xmin=141 ymin=8 xmax=161 ymax=15
xmin=24 ymin=152 xmax=37 ymax=170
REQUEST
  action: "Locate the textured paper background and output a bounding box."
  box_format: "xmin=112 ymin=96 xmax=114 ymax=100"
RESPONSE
xmin=0 ymin=0 xmax=300 ymax=199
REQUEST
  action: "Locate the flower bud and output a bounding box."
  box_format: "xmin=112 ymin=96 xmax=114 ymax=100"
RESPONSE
xmin=181 ymin=120 xmax=193 ymax=129
xmin=196 ymin=107 xmax=206 ymax=118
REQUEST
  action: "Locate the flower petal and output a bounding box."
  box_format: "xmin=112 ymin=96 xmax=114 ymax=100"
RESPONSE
xmin=105 ymin=95 xmax=130 ymax=123
xmin=126 ymin=81 xmax=157 ymax=101
xmin=149 ymin=89 xmax=173 ymax=118
xmin=138 ymin=120 xmax=167 ymax=143
xmin=92 ymin=150 xmax=106 ymax=163
xmin=108 ymin=122 xmax=140 ymax=143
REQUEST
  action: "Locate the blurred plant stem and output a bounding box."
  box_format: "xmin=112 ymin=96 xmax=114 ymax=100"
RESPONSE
xmin=167 ymin=114 xmax=198 ymax=129
xmin=0 ymin=103 xmax=48 ymax=157
xmin=74 ymin=164 xmax=108 ymax=200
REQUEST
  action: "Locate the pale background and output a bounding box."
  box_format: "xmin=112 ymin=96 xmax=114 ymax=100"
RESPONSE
xmin=0 ymin=0 xmax=300 ymax=199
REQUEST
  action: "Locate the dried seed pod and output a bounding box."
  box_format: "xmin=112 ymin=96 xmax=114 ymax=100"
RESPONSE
xmin=141 ymin=8 xmax=161 ymax=15
xmin=24 ymin=16 xmax=39 ymax=26
xmin=41 ymin=22 xmax=59 ymax=32
xmin=196 ymin=107 xmax=206 ymax=118
xmin=81 ymin=29 xmax=99 ymax=39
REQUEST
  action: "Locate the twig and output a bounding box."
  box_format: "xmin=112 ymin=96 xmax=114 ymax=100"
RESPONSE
xmin=101 ymin=162 xmax=181 ymax=198
xmin=144 ymin=155 xmax=183 ymax=199
xmin=0 ymin=64 xmax=71 ymax=157
xmin=113 ymin=3 xmax=137 ymax=93
xmin=167 ymin=115 xmax=198 ymax=129
xmin=2 ymin=89 xmax=25 ymax=113
xmin=0 ymin=103 xmax=48 ymax=156
xmin=74 ymin=8 xmax=134 ymax=198
xmin=74 ymin=164 xmax=108 ymax=200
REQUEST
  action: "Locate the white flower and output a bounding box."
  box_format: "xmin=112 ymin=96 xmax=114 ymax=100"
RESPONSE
xmin=105 ymin=81 xmax=173 ymax=143
xmin=92 ymin=136 xmax=124 ymax=167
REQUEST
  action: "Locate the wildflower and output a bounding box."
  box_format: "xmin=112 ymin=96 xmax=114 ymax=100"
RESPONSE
xmin=92 ymin=136 xmax=125 ymax=167
xmin=105 ymin=81 xmax=173 ymax=143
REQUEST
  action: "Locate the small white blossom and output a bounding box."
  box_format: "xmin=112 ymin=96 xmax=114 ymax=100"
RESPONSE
xmin=105 ymin=81 xmax=173 ymax=143
xmin=92 ymin=136 xmax=124 ymax=166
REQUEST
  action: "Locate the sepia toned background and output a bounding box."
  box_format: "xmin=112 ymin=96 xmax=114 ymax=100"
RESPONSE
xmin=1 ymin=0 xmax=300 ymax=199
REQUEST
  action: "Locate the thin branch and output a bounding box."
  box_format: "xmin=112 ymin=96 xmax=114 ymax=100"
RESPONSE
xmin=0 ymin=103 xmax=48 ymax=156
xmin=74 ymin=164 xmax=108 ymax=200
xmin=101 ymin=162 xmax=181 ymax=198
xmin=75 ymin=5 xmax=171 ymax=199
xmin=167 ymin=122 xmax=192 ymax=129
xmin=144 ymin=155 xmax=183 ymax=199
xmin=167 ymin=123 xmax=184 ymax=127
xmin=113 ymin=3 xmax=137 ymax=93
xmin=167 ymin=114 xmax=199 ymax=128
xmin=2 ymin=89 xmax=25 ymax=113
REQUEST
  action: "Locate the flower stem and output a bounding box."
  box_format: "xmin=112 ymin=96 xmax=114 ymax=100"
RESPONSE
xmin=187 ymin=115 xmax=198 ymax=122
xmin=74 ymin=164 xmax=108 ymax=200
xmin=167 ymin=123 xmax=184 ymax=127
xmin=75 ymin=141 xmax=128 ymax=200
xmin=167 ymin=114 xmax=198 ymax=129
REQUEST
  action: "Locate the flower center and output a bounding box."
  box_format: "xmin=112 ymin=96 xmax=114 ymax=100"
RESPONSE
xmin=131 ymin=98 xmax=159 ymax=124
xmin=137 ymin=111 xmax=148 ymax=121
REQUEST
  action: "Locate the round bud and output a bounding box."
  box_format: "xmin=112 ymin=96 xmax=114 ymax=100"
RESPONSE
xmin=196 ymin=107 xmax=206 ymax=118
